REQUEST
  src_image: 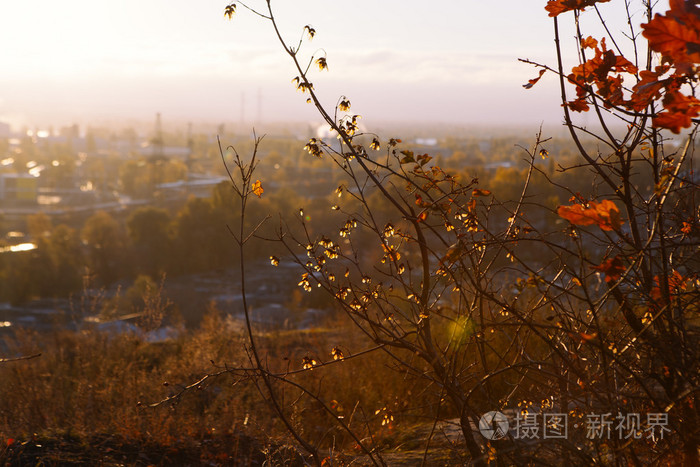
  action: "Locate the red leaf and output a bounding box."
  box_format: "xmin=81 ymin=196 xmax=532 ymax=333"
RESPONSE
xmin=654 ymin=111 xmax=693 ymax=134
xmin=523 ymin=69 xmax=546 ymax=89
xmin=569 ymin=39 xmax=637 ymax=84
xmin=642 ymin=3 xmax=700 ymax=64
xmin=654 ymin=90 xmax=700 ymax=133
xmin=591 ymin=255 xmax=626 ymax=283
xmin=597 ymin=74 xmax=624 ymax=107
xmin=566 ymin=97 xmax=590 ymax=112
xmin=629 ymin=69 xmax=668 ymax=111
xmin=651 ymin=270 xmax=689 ymax=300
xmin=545 ymin=0 xmax=611 ymax=17
xmin=581 ymin=36 xmax=598 ymax=49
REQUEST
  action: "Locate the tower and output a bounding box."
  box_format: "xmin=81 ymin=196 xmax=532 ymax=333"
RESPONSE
xmin=151 ymin=112 xmax=164 ymax=161
xmin=256 ymin=87 xmax=262 ymax=126
xmin=240 ymin=92 xmax=246 ymax=129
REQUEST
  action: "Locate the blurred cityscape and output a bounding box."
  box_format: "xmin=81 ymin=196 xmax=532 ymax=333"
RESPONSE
xmin=1 ymin=114 xmax=677 ymax=336
xmin=0 ymin=114 xmax=542 ymax=333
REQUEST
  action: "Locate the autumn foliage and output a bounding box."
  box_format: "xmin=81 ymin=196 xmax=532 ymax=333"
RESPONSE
xmin=557 ymin=199 xmax=623 ymax=231
xmin=542 ymin=0 xmax=700 ymax=133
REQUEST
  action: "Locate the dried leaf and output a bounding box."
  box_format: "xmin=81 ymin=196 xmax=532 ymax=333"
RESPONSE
xmin=591 ymin=255 xmax=626 ymax=283
xmin=472 ymin=189 xmax=492 ymax=197
xmin=523 ymin=69 xmax=546 ymax=89
xmin=558 ymin=200 xmax=622 ymax=231
xmin=252 ymin=180 xmax=264 ymax=198
xmin=224 ymin=3 xmax=236 ymax=19
xmin=642 ymin=4 xmax=700 ymax=64
xmin=545 ymin=0 xmax=611 ymax=17
xmin=581 ymin=36 xmax=598 ymax=49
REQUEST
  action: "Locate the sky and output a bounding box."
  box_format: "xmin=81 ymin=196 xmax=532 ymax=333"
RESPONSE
xmin=0 ymin=1 xmax=662 ymax=131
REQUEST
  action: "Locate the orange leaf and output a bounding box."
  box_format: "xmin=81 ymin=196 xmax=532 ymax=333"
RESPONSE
xmin=654 ymin=90 xmax=700 ymax=133
xmin=642 ymin=3 xmax=700 ymax=64
xmin=581 ymin=36 xmax=598 ymax=49
xmin=545 ymin=0 xmax=611 ymax=17
xmin=558 ymin=204 xmax=597 ymax=227
xmin=654 ymin=110 xmax=693 ymax=134
xmin=252 ymin=179 xmax=264 ymax=198
xmin=472 ymin=189 xmax=492 ymax=196
xmin=566 ymin=97 xmax=590 ymax=112
xmin=567 ymin=331 xmax=598 ymax=343
xmin=592 ymin=199 xmax=622 ymax=231
xmin=681 ymin=221 xmax=693 ymax=235
xmin=579 ymin=332 xmax=598 ymax=342
xmin=629 ymin=69 xmax=668 ymax=111
xmin=651 ymin=270 xmax=689 ymax=300
xmin=558 ymin=200 xmax=623 ymax=231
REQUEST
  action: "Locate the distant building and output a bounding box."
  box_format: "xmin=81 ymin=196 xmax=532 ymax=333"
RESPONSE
xmin=59 ymin=124 xmax=80 ymax=139
xmin=0 ymin=173 xmax=38 ymax=204
xmin=138 ymin=144 xmax=191 ymax=160
xmin=415 ymin=138 xmax=438 ymax=146
xmin=156 ymin=175 xmax=228 ymax=198
xmin=484 ymin=161 xmax=514 ymax=171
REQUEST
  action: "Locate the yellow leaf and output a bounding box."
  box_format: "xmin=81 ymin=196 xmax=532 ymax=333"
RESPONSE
xmin=252 ymin=180 xmax=264 ymax=198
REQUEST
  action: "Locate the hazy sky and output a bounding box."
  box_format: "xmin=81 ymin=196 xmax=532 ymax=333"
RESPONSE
xmin=0 ymin=1 xmax=662 ymax=131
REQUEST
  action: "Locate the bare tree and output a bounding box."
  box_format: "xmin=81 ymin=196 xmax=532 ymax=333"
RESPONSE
xmin=156 ymin=1 xmax=699 ymax=465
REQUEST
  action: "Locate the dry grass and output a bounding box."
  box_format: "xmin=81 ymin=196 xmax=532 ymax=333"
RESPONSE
xmin=0 ymin=310 xmax=451 ymax=465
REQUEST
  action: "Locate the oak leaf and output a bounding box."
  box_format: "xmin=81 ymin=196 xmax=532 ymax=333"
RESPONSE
xmin=558 ymin=203 xmax=596 ymax=226
xmin=566 ymin=97 xmax=590 ymax=112
xmin=545 ymin=0 xmax=611 ymax=17
xmin=629 ymin=69 xmax=669 ymax=111
xmin=581 ymin=36 xmax=598 ymax=49
xmin=654 ymin=90 xmax=700 ymax=133
xmin=642 ymin=2 xmax=700 ymax=64
xmin=591 ymin=199 xmax=623 ymax=231
xmin=558 ymin=199 xmax=622 ymax=231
